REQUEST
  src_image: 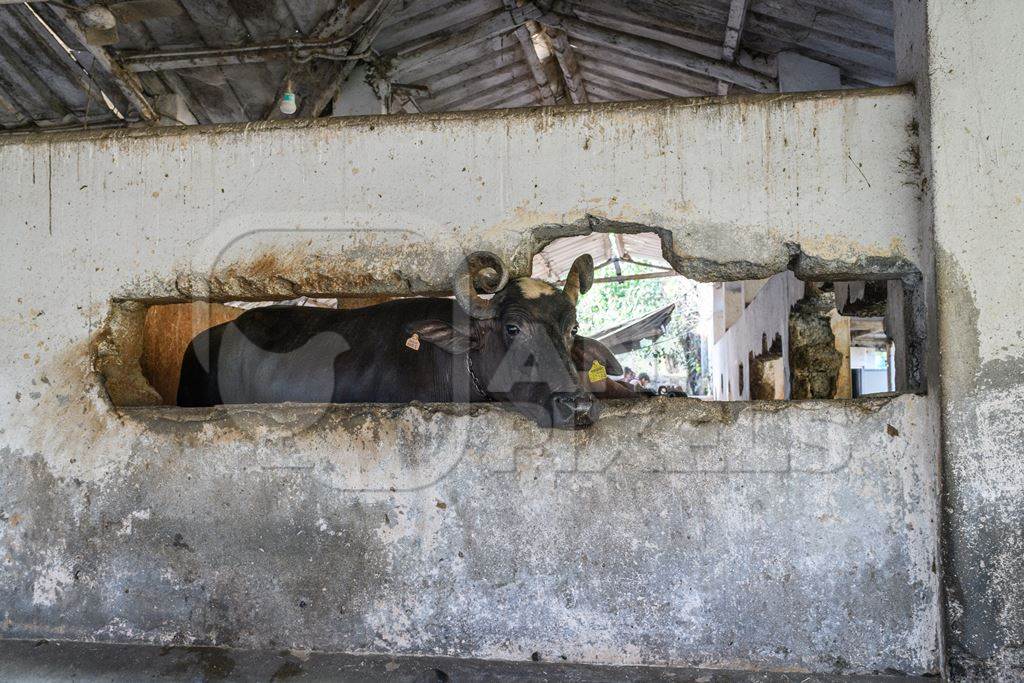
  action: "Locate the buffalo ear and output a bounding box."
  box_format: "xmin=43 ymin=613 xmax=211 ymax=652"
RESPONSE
xmin=571 ymin=335 xmax=624 ymax=375
xmin=405 ymin=320 xmax=479 ymax=354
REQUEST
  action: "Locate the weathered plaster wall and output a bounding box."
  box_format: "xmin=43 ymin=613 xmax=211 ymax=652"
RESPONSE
xmin=896 ymin=2 xmax=1024 ymax=678
xmin=0 ymin=88 xmax=923 ymax=303
xmin=0 ymin=91 xmax=941 ymax=674
xmin=0 ymin=399 xmax=939 ymax=674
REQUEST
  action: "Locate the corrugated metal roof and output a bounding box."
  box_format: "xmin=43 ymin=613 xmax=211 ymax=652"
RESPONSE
xmin=0 ymin=0 xmax=896 ymax=134
xmin=594 ymin=302 xmax=676 ymax=353
xmin=0 ymin=4 xmax=130 ymax=130
xmin=532 ymin=232 xmax=670 ymax=281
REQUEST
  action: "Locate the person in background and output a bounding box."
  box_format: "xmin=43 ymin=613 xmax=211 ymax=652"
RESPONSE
xmin=638 ymin=373 xmax=651 ymax=390
xmin=622 ymin=367 xmax=637 ymax=385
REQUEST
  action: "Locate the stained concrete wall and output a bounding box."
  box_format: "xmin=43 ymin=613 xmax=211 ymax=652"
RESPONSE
xmin=896 ymin=2 xmax=1024 ymax=678
xmin=0 ymin=91 xmax=941 ymax=674
xmin=0 ymin=399 xmax=939 ymax=674
xmin=0 ymin=88 xmax=922 ymax=303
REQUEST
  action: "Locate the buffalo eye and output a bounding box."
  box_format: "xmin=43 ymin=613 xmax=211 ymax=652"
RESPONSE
xmin=505 ymin=324 xmax=521 ymax=336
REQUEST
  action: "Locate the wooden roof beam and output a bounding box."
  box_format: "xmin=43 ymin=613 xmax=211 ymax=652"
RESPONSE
xmin=577 ymin=55 xmax=709 ymax=98
xmin=571 ymin=37 xmax=719 ymax=93
xmin=581 ymin=71 xmax=668 ymax=101
xmin=551 ymin=0 xmax=775 ymax=79
xmin=421 ymin=61 xmax=533 ymax=109
xmin=541 ymin=14 xmax=776 ymax=92
xmin=723 ymin=0 xmax=752 ymax=62
xmin=375 ymin=0 xmax=500 ymax=53
xmin=543 ymin=25 xmax=588 ymax=104
xmin=501 ymin=0 xmax=556 ymax=106
xmin=447 ymin=76 xmax=537 ymax=111
xmin=45 ymin=5 xmax=158 ymax=123
xmin=719 ymin=0 xmax=752 ymax=95
xmin=399 ymin=44 xmax=518 ymax=93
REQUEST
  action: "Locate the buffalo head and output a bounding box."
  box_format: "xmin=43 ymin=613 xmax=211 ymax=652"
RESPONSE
xmin=408 ymin=251 xmax=599 ymax=429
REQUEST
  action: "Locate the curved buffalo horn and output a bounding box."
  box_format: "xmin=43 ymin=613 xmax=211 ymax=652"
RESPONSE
xmin=563 ymin=254 xmax=594 ymax=305
xmin=453 ymin=251 xmax=509 ymax=319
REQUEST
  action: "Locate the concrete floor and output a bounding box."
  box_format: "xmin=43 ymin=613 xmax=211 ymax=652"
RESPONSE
xmin=0 ymin=639 xmax=933 ymax=682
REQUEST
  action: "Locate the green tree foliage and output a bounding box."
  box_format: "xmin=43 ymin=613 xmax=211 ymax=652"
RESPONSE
xmin=576 ymin=261 xmax=705 ymax=388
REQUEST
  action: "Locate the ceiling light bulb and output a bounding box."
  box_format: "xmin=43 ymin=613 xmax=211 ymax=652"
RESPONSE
xmin=280 ymin=88 xmax=297 ymax=115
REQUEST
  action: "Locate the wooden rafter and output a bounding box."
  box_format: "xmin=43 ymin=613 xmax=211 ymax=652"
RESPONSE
xmin=718 ymin=0 xmax=752 ymax=95
xmin=422 ymin=61 xmax=531 ymax=110
xmin=375 ymin=0 xmax=500 ymax=54
xmin=722 ymin=0 xmax=752 ymax=62
xmin=551 ymin=0 xmax=775 ymax=80
xmin=501 ymin=0 xmax=556 ymax=106
xmin=570 ymin=37 xmax=718 ymax=94
xmin=397 ymin=4 xmax=542 ymax=73
xmin=401 ymin=43 xmax=518 ymax=95
xmin=577 ymin=53 xmax=706 ymax=98
xmin=45 ymin=5 xmax=159 ymax=123
xmin=542 ymin=26 xmax=588 ymax=104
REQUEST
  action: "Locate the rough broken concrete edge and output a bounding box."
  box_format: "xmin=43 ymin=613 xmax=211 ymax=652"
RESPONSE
xmin=0 ymin=85 xmax=915 ymax=148
xmin=119 ymin=393 xmax=899 ymax=427
xmin=148 ymin=217 xmax=924 ymax=303
xmin=530 ymin=215 xmax=923 ymax=283
xmin=92 ymin=301 xmax=162 ymax=407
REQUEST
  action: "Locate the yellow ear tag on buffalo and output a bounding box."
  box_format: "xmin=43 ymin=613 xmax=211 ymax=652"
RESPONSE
xmin=588 ymin=360 xmax=608 ymax=382
xmin=405 ymin=333 xmax=420 ymax=351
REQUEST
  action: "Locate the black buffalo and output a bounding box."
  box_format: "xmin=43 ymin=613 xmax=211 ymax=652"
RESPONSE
xmin=177 ymin=252 xmax=604 ymax=428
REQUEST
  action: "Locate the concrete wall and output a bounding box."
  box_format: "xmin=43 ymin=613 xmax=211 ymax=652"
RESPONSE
xmin=896 ymin=2 xmax=1024 ymax=678
xmin=0 ymin=91 xmax=942 ymax=674
xmin=0 ymin=399 xmax=940 ymax=674
xmin=0 ymin=88 xmax=922 ymax=303
xmin=710 ymin=272 xmax=804 ymax=400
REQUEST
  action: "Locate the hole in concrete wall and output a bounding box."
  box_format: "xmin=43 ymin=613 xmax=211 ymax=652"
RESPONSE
xmin=533 ymin=229 xmax=710 ymax=398
xmin=534 ymin=225 xmax=926 ymax=403
xmin=97 ymin=220 xmax=926 ymax=424
xmin=710 ymin=274 xmax=923 ymax=400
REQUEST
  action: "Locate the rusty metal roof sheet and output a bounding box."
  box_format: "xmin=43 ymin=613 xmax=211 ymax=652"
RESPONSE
xmin=0 ymin=0 xmax=895 ymax=135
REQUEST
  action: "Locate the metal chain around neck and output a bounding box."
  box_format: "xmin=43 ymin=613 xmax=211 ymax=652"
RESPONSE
xmin=465 ymin=353 xmax=491 ymax=401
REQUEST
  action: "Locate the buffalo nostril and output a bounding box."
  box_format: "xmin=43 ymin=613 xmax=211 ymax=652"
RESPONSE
xmin=550 ymin=394 xmax=577 ymax=423
xmin=550 ymin=393 xmax=599 ymax=428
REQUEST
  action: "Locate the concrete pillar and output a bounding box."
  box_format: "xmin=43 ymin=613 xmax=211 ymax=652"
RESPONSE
xmin=898 ymin=1 xmax=1024 ymax=677
xmin=830 ymin=311 xmax=852 ymax=399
